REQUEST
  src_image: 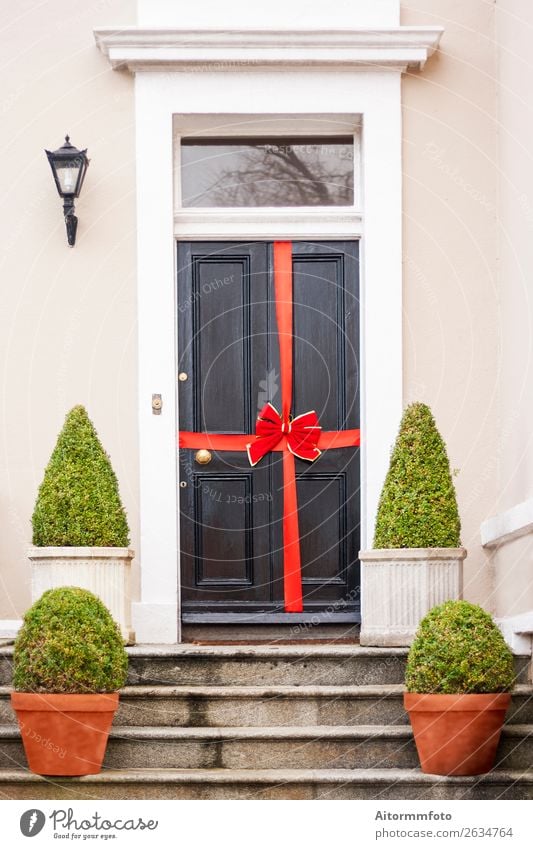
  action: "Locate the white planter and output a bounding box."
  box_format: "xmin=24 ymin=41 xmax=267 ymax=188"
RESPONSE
xmin=359 ymin=547 xmax=466 ymax=647
xmin=29 ymin=547 xmax=135 ymax=643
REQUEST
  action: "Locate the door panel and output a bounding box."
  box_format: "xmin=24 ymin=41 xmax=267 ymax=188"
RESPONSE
xmin=178 ymin=241 xmax=360 ymax=621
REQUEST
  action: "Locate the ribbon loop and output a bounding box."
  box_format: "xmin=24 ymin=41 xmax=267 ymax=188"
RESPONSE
xmin=246 ymin=403 xmax=322 ymax=467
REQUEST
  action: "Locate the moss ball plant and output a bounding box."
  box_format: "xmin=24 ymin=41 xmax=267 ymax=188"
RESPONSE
xmin=373 ymin=402 xmax=461 ymax=549
xmin=32 ymin=405 xmax=130 ymax=547
xmin=13 ymin=587 xmax=128 ymax=694
xmin=405 ymin=600 xmax=515 ymax=694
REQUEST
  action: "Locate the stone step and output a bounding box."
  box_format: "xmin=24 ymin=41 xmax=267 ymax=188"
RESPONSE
xmin=1 ymin=645 xmax=529 ymax=687
xmin=0 ymin=724 xmax=419 ymax=771
xmin=115 ymin=683 xmax=410 ymax=726
xmin=0 ymin=645 xmax=407 ymax=687
xmin=0 ymin=684 xmax=407 ymax=727
xmin=1 ymin=684 xmax=531 ymax=727
xmin=1 ymin=724 xmax=532 ymax=772
xmin=0 ymin=767 xmax=531 ymax=800
xmin=128 ymin=645 xmax=411 ymax=687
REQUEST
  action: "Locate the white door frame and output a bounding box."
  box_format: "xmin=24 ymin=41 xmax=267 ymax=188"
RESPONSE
xmin=129 ymin=70 xmax=403 ymax=643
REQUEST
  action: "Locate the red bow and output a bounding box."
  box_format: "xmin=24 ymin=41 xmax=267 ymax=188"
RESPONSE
xmin=247 ymin=403 xmax=322 ymax=466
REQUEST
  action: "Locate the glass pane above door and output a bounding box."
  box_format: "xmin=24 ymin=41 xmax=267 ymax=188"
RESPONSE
xmin=180 ymin=137 xmax=354 ymax=207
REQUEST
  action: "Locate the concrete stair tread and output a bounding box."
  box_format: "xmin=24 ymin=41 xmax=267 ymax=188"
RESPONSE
xmin=0 ymin=645 xmax=409 ymax=659
xmin=500 ymin=724 xmax=533 ymax=737
xmin=0 ymin=766 xmax=532 ymax=785
xmin=126 ymin=645 xmax=410 ymax=658
xmin=0 ymin=684 xmax=407 ymax=698
xmin=0 ymin=723 xmax=413 ymax=740
xmin=1 ymin=684 xmax=530 ymax=697
xmin=120 ymin=683 xmax=407 ymax=698
xmin=1 ymin=723 xmax=532 ymax=740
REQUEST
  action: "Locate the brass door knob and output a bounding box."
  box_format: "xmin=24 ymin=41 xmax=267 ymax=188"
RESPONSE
xmin=195 ymin=449 xmax=212 ymax=465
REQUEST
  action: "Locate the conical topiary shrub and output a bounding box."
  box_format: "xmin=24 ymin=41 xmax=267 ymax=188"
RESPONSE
xmin=373 ymin=402 xmax=461 ymax=549
xmin=32 ymin=405 xmax=130 ymax=547
xmin=360 ymin=403 xmax=465 ymax=647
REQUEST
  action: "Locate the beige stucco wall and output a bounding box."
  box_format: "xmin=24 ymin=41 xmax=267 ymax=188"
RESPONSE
xmin=491 ymin=0 xmax=533 ymax=617
xmin=0 ymin=0 xmax=137 ymax=619
xmin=0 ymin=0 xmax=526 ymax=624
xmin=402 ymin=1 xmax=499 ymax=610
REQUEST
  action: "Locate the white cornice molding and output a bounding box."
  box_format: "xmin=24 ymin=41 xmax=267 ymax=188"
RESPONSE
xmin=94 ymin=26 xmax=444 ymax=73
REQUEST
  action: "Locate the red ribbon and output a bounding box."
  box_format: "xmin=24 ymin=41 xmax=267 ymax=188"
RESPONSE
xmin=179 ymin=241 xmax=360 ymax=612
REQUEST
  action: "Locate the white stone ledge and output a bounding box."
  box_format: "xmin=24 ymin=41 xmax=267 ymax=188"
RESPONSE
xmin=0 ymin=620 xmax=21 ymax=639
xmin=480 ymin=498 xmax=533 ymax=547
xmin=28 ymin=546 xmax=135 ymax=560
xmin=497 ymin=613 xmax=533 ymax=656
xmin=94 ymin=26 xmax=444 ymax=72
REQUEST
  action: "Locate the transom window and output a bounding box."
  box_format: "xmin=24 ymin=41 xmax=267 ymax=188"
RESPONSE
xmin=180 ymin=137 xmax=354 ymax=208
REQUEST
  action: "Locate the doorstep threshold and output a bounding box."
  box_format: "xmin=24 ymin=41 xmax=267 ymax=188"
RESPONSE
xmin=181 ymin=612 xmax=360 ymax=625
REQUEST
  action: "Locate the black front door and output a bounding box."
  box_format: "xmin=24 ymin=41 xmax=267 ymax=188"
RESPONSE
xmin=178 ymin=241 xmax=360 ymax=623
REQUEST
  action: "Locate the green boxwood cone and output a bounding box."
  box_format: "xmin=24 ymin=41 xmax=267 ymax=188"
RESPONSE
xmin=32 ymin=405 xmax=130 ymax=547
xmin=373 ymin=402 xmax=461 ymax=549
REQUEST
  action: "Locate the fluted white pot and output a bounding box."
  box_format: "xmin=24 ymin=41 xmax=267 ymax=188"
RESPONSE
xmin=29 ymin=547 xmax=135 ymax=643
xmin=359 ymin=547 xmax=466 ymax=646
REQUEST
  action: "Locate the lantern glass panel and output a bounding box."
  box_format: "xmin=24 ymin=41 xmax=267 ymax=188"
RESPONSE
xmin=55 ymin=163 xmax=80 ymax=195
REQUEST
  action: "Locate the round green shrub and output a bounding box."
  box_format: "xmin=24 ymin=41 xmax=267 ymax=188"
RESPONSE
xmin=405 ymin=600 xmax=515 ymax=694
xmin=13 ymin=587 xmax=128 ymax=694
xmin=32 ymin=405 xmax=130 ymax=547
xmin=373 ymin=402 xmax=461 ymax=548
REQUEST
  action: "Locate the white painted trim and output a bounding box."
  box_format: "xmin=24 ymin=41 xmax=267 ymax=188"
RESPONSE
xmin=132 ymin=603 xmax=178 ymax=645
xmin=94 ymin=26 xmax=443 ymax=72
xmin=135 ymin=79 xmax=179 ymax=645
xmin=173 ymin=209 xmax=363 ymax=241
xmin=0 ymin=620 xmax=21 ymax=639
xmin=481 ymin=498 xmax=533 ymax=547
xmin=130 ymin=71 xmax=403 ymax=642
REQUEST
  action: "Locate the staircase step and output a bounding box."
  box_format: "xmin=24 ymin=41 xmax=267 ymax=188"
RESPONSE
xmin=0 ymin=684 xmax=407 ymax=727
xmin=2 ymin=723 xmax=532 ymax=772
xmin=0 ymin=646 xmax=405 ymax=687
xmin=2 ymin=684 xmax=532 ymax=727
xmin=0 ymin=767 xmax=531 ymax=800
xmin=1 ymin=645 xmax=529 ymax=687
xmin=117 ymin=684 xmax=409 ymax=727
xmin=126 ymin=645 xmax=410 ymax=686
xmin=112 ymin=682 xmax=533 ymax=727
xmin=0 ymin=724 xmax=419 ymax=771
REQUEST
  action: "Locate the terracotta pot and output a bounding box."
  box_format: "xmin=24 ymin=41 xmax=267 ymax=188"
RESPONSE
xmin=404 ymin=692 xmax=511 ymax=776
xmin=11 ymin=692 xmax=119 ymax=776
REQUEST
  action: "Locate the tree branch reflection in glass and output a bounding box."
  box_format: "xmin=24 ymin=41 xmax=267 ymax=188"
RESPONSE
xmin=181 ymin=138 xmax=354 ymax=207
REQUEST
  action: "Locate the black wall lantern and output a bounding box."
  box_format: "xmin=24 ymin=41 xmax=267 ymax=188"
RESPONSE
xmin=45 ymin=136 xmax=89 ymax=247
